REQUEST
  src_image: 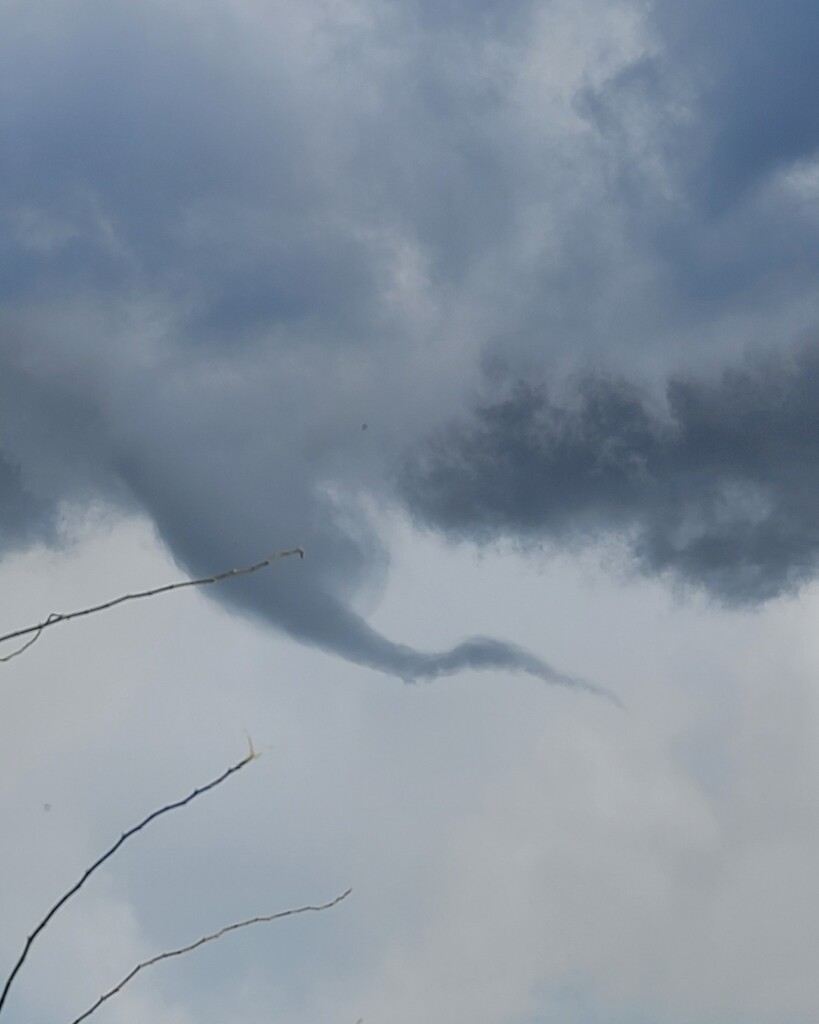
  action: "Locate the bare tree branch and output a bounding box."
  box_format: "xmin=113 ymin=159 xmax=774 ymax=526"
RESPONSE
xmin=0 ymin=614 xmax=59 ymax=663
xmin=0 ymin=548 xmax=304 ymax=663
xmin=0 ymin=744 xmax=259 ymax=1016
xmin=68 ymin=888 xmax=353 ymax=1024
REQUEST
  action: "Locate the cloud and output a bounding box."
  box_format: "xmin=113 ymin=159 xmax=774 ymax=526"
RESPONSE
xmin=2 ymin=0 xmax=819 ymax=686
xmin=647 ymin=0 xmax=819 ymax=208
xmin=357 ymin=637 xmax=819 ymax=1024
xmin=0 ymin=0 xmax=636 ymax=692
xmin=402 ymin=346 xmax=819 ymax=604
xmin=5 ymin=5 xmax=819 ymax=1021
xmin=0 ymin=451 xmax=55 ymax=551
xmin=572 ymin=0 xmax=819 ymax=342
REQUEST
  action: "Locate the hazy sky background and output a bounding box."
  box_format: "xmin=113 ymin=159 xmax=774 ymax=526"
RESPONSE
xmin=2 ymin=1 xmax=819 ymax=1021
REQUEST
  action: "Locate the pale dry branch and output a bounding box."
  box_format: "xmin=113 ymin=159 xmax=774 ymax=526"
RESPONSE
xmin=0 ymin=745 xmax=258 ymax=1017
xmin=0 ymin=548 xmax=304 ymax=663
xmin=68 ymin=888 xmax=353 ymax=1024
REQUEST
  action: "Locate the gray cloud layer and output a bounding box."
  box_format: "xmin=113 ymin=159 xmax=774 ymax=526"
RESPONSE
xmin=1 ymin=0 xmax=819 ymax=680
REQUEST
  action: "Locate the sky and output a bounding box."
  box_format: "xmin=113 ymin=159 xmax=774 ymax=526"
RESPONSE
xmin=2 ymin=0 xmax=819 ymax=1021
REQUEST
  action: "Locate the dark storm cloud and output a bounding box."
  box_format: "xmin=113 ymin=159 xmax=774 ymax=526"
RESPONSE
xmin=403 ymin=347 xmax=819 ymax=604
xmin=2 ymin=0 xmax=818 ymax=683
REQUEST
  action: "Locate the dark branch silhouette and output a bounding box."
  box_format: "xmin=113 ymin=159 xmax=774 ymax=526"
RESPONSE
xmin=0 ymin=744 xmax=260 ymax=1016
xmin=0 ymin=548 xmax=304 ymax=663
xmin=69 ymin=888 xmax=353 ymax=1024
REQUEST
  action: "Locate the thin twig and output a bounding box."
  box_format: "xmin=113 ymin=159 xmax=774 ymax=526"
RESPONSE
xmin=0 ymin=615 xmax=58 ymax=663
xmin=69 ymin=888 xmax=353 ymax=1024
xmin=0 ymin=744 xmax=259 ymax=1016
xmin=0 ymin=548 xmax=304 ymax=662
